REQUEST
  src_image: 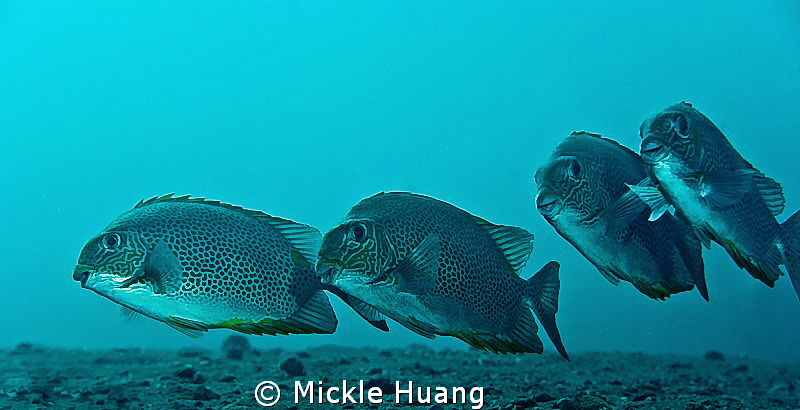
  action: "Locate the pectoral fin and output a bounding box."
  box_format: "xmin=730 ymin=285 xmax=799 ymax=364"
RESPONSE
xmin=602 ymin=188 xmax=648 ymax=233
xmin=324 ymin=285 xmax=389 ymax=331
xmin=393 ymin=235 xmax=441 ymax=295
xmin=345 ymin=298 xmax=389 ymax=331
xmin=627 ymin=181 xmax=673 ymax=221
xmin=143 ymin=240 xmax=183 ymax=294
xmin=699 ymin=169 xmax=754 ymax=209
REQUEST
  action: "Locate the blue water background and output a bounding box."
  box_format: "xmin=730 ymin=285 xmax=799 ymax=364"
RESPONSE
xmin=1 ymin=1 xmax=799 ymax=362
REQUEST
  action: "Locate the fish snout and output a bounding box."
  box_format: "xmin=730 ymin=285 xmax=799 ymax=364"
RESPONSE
xmin=315 ymin=261 xmax=341 ymax=285
xmin=73 ymin=264 xmax=95 ymax=288
xmin=318 ymin=267 xmax=337 ymax=285
xmin=640 ymin=138 xmax=668 ymax=164
xmin=536 ymin=193 xmax=562 ymax=217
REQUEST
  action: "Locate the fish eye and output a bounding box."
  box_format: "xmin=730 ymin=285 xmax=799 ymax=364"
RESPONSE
xmin=567 ymin=159 xmax=581 ymax=179
xmin=672 ymin=113 xmax=690 ymax=138
xmin=101 ymin=233 xmax=122 ymax=250
xmin=350 ymin=223 xmax=367 ymax=242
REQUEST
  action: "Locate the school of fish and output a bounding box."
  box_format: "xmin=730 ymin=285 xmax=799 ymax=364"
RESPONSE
xmin=73 ymin=102 xmax=800 ymax=357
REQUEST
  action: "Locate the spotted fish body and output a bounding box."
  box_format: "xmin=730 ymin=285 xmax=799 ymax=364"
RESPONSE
xmin=636 ymin=102 xmax=800 ymax=301
xmin=73 ymin=194 xmax=337 ymax=336
xmin=535 ymin=132 xmax=706 ymax=300
xmin=317 ymin=192 xmax=568 ymax=358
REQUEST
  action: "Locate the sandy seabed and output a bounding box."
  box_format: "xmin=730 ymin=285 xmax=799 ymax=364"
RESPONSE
xmin=1 ymin=339 xmax=798 ymax=410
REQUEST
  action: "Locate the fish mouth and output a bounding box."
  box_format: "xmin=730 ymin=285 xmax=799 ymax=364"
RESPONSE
xmin=74 ymin=265 xmax=152 ymax=293
xmin=315 ymin=262 xmax=366 ymax=289
xmin=319 ymin=267 xmax=337 ymax=285
xmin=536 ymin=193 xmax=562 ymax=217
xmin=640 ymin=137 xmax=669 ymax=164
xmin=315 ymin=260 xmax=341 ymax=285
xmin=73 ymin=264 xmax=96 ymax=288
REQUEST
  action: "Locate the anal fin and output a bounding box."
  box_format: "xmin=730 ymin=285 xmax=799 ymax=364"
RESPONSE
xmin=723 ymin=240 xmax=781 ymax=287
xmin=120 ymin=306 xmax=142 ymax=322
xmin=226 ymin=291 xmax=339 ymax=336
xmin=165 ymin=317 xmax=208 ymax=338
xmin=450 ymin=312 xmax=544 ymax=355
xmin=402 ymin=317 xmax=438 ymax=339
xmin=597 ymin=265 xmax=622 ymax=285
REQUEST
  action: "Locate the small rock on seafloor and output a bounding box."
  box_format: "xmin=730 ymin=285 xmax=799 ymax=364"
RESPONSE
xmin=279 ymin=357 xmax=306 ymax=377
xmin=9 ymin=342 xmax=44 ymax=356
xmin=365 ymin=378 xmax=395 ymax=394
xmin=704 ymin=350 xmax=726 ymax=361
xmin=535 ymin=393 xmax=555 ymax=402
xmin=221 ymin=335 xmax=251 ymax=360
xmin=556 ymin=393 xmax=612 ymax=410
xmin=175 ymin=366 xmax=197 ymax=379
xmin=192 ymin=385 xmax=221 ymax=401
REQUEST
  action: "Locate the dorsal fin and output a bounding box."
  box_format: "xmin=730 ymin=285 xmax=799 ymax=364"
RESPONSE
xmin=133 ymin=194 xmax=321 ymax=263
xmin=568 ymin=131 xmax=642 ymax=164
xmin=264 ymin=216 xmax=321 ymax=264
xmin=354 ymin=192 xmax=534 ymax=272
xmin=471 ymin=215 xmax=534 ymax=274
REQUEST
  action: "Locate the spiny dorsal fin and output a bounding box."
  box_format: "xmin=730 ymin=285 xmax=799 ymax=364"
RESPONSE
xmin=471 ymin=216 xmax=534 ymax=274
xmin=356 ymin=191 xmax=534 ymax=273
xmin=133 ymin=194 xmax=321 ymax=263
xmin=569 ymin=131 xmax=642 ymax=164
xmin=264 ymin=216 xmax=322 ymax=264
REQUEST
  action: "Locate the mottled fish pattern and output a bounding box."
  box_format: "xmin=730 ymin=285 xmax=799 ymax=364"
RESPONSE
xmin=317 ymin=192 xmax=568 ymax=358
xmin=74 ymin=194 xmax=337 ymax=336
xmin=636 ymin=102 xmax=800 ymax=301
xmin=536 ymin=131 xmax=706 ymax=300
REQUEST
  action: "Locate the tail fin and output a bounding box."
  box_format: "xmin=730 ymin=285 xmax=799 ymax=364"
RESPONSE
xmin=527 ymin=261 xmax=569 ymax=360
xmin=781 ymin=210 xmax=800 ymax=302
